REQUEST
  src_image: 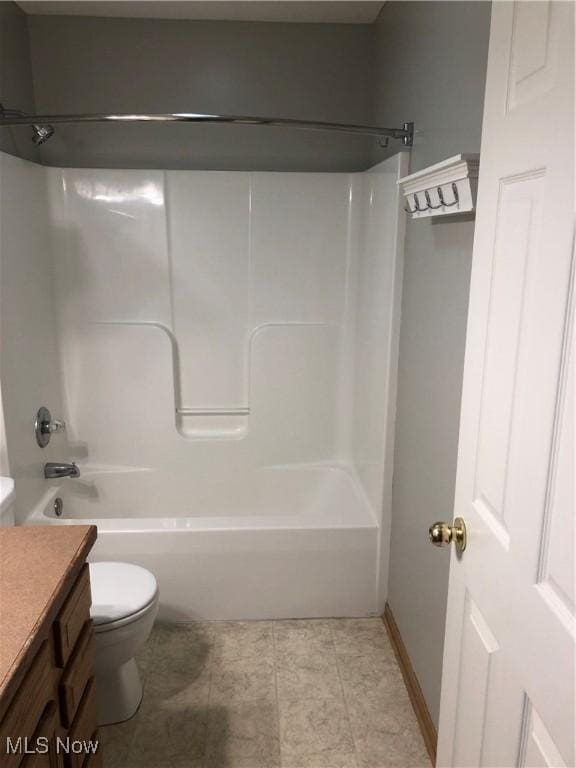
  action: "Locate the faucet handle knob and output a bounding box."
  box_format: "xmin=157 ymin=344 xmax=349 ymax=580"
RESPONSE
xmin=35 ymin=406 xmax=66 ymax=447
xmin=45 ymin=418 xmax=66 ymax=434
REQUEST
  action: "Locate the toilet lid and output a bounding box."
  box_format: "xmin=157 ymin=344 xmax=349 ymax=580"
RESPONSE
xmin=89 ymin=562 xmax=158 ymax=626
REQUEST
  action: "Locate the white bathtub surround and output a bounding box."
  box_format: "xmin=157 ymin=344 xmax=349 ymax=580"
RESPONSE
xmin=12 ymin=152 xmax=407 ymax=620
xmin=0 ymin=153 xmax=67 ymax=523
xmin=0 ymin=476 xmax=15 ymax=526
xmin=350 ymin=160 xmax=407 ymax=606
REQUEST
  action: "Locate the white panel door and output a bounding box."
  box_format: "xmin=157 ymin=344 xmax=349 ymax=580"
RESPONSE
xmin=437 ymin=3 xmax=575 ymax=767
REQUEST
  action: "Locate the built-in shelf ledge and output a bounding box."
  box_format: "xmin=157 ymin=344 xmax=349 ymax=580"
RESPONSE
xmin=177 ymin=407 xmax=250 ymax=416
xmin=398 ymin=153 xmax=480 ymax=219
xmin=176 ymin=407 xmax=250 ymax=440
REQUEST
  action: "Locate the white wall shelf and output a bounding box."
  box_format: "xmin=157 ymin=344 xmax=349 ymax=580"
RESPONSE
xmin=398 ymin=153 xmax=480 ymax=219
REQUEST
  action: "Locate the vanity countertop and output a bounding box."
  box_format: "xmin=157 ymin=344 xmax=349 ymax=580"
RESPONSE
xmin=0 ymin=524 xmax=96 ymax=713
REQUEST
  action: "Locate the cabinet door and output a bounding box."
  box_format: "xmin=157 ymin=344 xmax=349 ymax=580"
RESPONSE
xmin=21 ymin=702 xmax=63 ymax=768
xmin=67 ymin=678 xmax=98 ymax=768
xmin=0 ymin=641 xmax=54 ymax=768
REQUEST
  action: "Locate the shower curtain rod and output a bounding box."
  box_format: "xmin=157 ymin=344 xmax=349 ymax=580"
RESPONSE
xmin=0 ymin=105 xmax=414 ymax=147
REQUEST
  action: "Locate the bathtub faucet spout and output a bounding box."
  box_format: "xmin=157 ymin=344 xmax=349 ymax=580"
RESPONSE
xmin=44 ymin=462 xmax=81 ymax=479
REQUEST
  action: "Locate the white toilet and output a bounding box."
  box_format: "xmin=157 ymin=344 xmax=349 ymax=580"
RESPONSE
xmin=89 ymin=561 xmax=159 ymax=726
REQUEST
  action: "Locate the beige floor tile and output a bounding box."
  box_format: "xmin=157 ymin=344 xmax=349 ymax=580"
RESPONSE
xmin=145 ymin=669 xmax=212 ymax=708
xmin=145 ymin=655 xmax=212 ymax=702
xmin=206 ymin=757 xmax=281 ymax=768
xmin=206 ymin=698 xmax=280 ymax=765
xmin=131 ymin=621 xmax=168 ymax=687
xmin=276 ymin=653 xmax=342 ymax=701
xmin=135 ymin=632 xmax=158 ymax=678
xmin=124 ymin=760 xmax=204 ymax=768
xmin=329 ymin=620 xmax=393 ymax=658
xmin=211 ymin=657 xmax=276 ymax=704
xmin=274 ymin=620 xmax=335 ymax=657
xmin=279 ymin=698 xmax=354 ymax=757
xmin=281 ymin=752 xmax=358 ymax=767
xmin=145 ymin=623 xmax=214 ymax=703
xmin=127 ymin=705 xmax=209 ymax=765
xmin=98 ymin=720 xmax=137 ymax=768
xmin=355 ymin=733 xmax=431 ymax=768
xmin=102 ymin=621 xmax=424 ymax=768
xmin=337 ymin=654 xmax=403 ymax=700
xmin=213 ymin=621 xmax=275 ymax=661
xmin=152 ymin=622 xmax=215 ymax=660
xmin=346 ymin=690 xmax=418 ymax=750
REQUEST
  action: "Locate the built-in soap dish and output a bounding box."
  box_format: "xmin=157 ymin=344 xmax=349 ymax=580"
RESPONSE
xmin=176 ymin=407 xmax=249 ymax=439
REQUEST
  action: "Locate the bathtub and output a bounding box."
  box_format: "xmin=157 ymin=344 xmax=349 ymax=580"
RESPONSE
xmin=25 ymin=465 xmax=379 ymax=620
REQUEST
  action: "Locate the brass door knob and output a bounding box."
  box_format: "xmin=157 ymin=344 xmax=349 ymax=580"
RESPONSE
xmin=429 ymin=517 xmax=467 ymax=552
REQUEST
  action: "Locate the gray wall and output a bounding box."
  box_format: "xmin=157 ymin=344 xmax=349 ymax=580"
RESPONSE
xmin=373 ymin=1 xmax=491 ymax=727
xmin=0 ymin=2 xmax=38 ymax=162
xmin=28 ymin=15 xmax=376 ymax=170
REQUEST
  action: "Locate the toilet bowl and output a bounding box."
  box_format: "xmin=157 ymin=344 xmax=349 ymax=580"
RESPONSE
xmin=89 ymin=561 xmax=158 ymax=726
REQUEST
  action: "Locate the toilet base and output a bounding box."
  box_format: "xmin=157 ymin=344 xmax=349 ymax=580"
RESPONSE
xmin=96 ymin=658 xmax=143 ymax=726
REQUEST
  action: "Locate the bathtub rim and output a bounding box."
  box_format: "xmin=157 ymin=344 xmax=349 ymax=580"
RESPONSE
xmin=24 ymin=463 xmax=379 ymax=533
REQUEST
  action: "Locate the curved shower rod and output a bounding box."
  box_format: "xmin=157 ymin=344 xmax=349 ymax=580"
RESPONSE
xmin=0 ymin=104 xmax=414 ymax=147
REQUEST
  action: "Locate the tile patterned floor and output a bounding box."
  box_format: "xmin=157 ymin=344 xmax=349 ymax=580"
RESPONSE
xmin=99 ymin=619 xmax=432 ymax=768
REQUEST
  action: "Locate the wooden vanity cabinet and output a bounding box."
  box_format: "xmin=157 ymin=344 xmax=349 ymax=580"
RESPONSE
xmin=0 ymin=527 xmax=102 ymax=768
